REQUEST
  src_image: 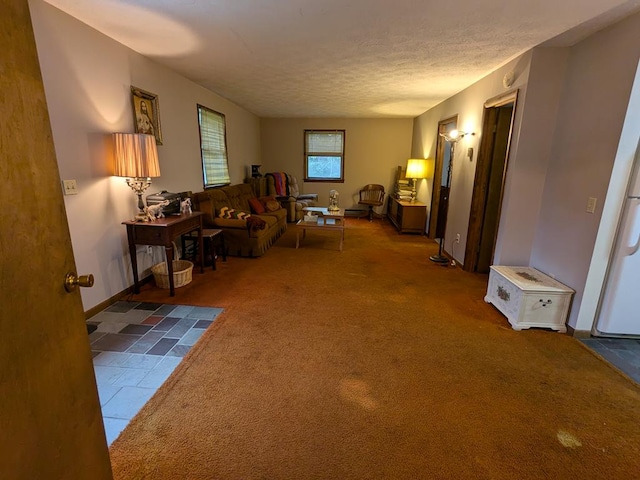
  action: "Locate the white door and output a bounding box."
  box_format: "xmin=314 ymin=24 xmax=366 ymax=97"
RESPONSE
xmin=0 ymin=1 xmax=112 ymax=478
xmin=596 ymin=195 xmax=640 ymax=335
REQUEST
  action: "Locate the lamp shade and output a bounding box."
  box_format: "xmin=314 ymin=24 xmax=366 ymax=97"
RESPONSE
xmin=113 ymin=133 xmax=160 ymax=178
xmin=405 ymin=158 xmax=428 ymax=179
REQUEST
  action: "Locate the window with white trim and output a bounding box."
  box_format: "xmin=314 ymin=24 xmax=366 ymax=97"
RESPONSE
xmin=198 ymin=104 xmax=230 ymax=188
xmin=304 ymin=130 xmax=345 ymax=182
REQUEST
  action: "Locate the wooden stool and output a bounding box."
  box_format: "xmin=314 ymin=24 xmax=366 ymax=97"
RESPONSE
xmin=182 ymin=229 xmax=226 ymax=270
xmin=203 ymin=229 xmax=226 ymax=270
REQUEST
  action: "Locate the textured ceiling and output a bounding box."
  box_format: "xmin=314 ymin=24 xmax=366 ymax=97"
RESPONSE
xmin=42 ymin=0 xmax=640 ymax=118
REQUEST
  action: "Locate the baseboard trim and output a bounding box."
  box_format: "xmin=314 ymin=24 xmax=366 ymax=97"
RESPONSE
xmin=344 ymin=208 xmax=365 ymax=217
xmin=566 ymin=324 xmax=591 ymax=338
xmin=84 ymin=275 xmax=153 ymax=320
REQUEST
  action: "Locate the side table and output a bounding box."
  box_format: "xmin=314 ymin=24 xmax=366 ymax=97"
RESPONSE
xmin=123 ymin=212 xmax=204 ymax=296
xmin=182 ymin=228 xmax=227 ymax=270
xmin=297 ymin=207 xmax=345 ymax=252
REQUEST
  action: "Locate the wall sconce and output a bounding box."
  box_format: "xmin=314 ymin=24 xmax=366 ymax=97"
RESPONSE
xmin=405 ymin=158 xmax=428 ymax=202
xmin=440 ymin=129 xmax=474 ymax=143
xmin=113 ymin=133 xmax=160 ymax=221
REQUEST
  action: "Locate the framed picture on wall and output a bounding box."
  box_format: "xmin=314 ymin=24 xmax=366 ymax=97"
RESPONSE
xmin=131 ymin=86 xmax=162 ymax=145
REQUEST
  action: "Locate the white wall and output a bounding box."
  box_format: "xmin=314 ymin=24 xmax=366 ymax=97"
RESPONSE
xmin=260 ymin=118 xmax=413 ymax=209
xmin=578 ymin=60 xmax=640 ymax=332
xmin=495 ymin=48 xmax=569 ymax=266
xmin=411 ymin=52 xmax=533 ymax=265
xmin=530 ymin=12 xmax=640 ymax=329
xmin=29 ymin=0 xmax=260 ymax=311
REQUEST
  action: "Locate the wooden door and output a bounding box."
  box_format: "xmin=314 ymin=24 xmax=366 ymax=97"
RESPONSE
xmin=0 ymin=2 xmax=113 ymax=478
xmin=464 ymin=91 xmax=518 ymax=273
xmin=476 ymin=105 xmax=513 ymax=271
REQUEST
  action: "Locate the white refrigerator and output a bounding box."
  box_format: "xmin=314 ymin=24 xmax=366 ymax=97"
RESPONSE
xmin=596 ymin=146 xmax=640 ymax=336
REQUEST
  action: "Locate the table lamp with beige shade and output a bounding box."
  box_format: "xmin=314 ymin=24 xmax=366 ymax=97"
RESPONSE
xmin=405 ymin=158 xmax=429 ymax=202
xmin=113 ymin=133 xmax=160 ymax=222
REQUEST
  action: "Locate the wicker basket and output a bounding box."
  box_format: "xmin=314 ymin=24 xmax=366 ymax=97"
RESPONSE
xmin=151 ymin=260 xmax=193 ymax=289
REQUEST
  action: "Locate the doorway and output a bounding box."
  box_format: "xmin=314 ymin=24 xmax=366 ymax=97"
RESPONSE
xmin=429 ymin=116 xmax=458 ymax=239
xmin=464 ymin=91 xmax=518 ymax=273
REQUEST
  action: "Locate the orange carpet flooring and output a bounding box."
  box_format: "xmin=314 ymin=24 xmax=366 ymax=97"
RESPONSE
xmin=109 ymin=218 xmax=640 ymax=479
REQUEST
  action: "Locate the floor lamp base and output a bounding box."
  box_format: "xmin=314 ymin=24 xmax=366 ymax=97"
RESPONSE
xmin=429 ymin=254 xmax=449 ymax=264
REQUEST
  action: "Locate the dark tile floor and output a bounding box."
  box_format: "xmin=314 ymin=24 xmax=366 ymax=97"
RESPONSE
xmin=87 ymin=301 xmax=223 ymax=444
xmin=580 ymin=337 xmax=640 ymax=384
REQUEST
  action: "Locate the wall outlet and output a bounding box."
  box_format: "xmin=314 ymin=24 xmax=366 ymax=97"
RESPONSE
xmin=146 ymin=246 xmax=153 ymax=255
xmin=586 ymin=197 xmax=597 ymax=214
xmin=62 ymin=179 xmax=78 ymax=195
xmin=455 ymin=233 xmax=461 ymax=244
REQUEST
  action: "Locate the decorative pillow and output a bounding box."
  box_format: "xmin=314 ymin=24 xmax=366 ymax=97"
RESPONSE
xmin=265 ymin=200 xmax=280 ymax=212
xmin=258 ymin=195 xmax=281 ymax=212
xmin=218 ymin=206 xmax=251 ymax=220
xmin=248 ymin=197 xmax=266 ymax=214
xmin=258 ymin=195 xmax=276 ymax=204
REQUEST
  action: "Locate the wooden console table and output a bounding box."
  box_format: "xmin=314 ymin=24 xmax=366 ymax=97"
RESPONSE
xmin=387 ymin=197 xmax=426 ymax=234
xmin=123 ymin=212 xmax=204 ymax=296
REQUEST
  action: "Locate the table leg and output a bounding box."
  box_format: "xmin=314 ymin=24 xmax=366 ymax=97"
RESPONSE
xmin=126 ymin=226 xmax=140 ymax=294
xmin=296 ymin=229 xmax=301 ymax=249
xmin=209 ymin=236 xmax=216 ymax=271
xmin=220 ymin=234 xmax=227 ymax=261
xmin=165 ymin=244 xmax=175 ymax=297
xmin=197 ymin=226 xmax=204 ymax=273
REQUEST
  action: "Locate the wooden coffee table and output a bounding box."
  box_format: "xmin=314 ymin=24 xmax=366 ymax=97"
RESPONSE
xmin=296 ymin=207 xmax=345 ymax=252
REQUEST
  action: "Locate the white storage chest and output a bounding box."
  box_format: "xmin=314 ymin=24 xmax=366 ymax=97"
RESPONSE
xmin=484 ymin=266 xmax=574 ymax=333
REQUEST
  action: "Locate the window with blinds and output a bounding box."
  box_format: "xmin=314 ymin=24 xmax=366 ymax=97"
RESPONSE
xmin=197 ymin=104 xmax=230 ymax=188
xmin=304 ymin=130 xmax=345 ymax=182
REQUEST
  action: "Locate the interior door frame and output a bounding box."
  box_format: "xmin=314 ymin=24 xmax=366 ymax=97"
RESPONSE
xmin=463 ymin=90 xmax=518 ymax=272
xmin=428 ymin=115 xmax=458 ymax=238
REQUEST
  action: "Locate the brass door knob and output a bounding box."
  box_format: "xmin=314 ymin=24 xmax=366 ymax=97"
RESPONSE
xmin=64 ymin=272 xmax=94 ymax=292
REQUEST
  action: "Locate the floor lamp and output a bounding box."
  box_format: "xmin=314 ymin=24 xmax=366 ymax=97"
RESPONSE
xmin=430 ymin=130 xmax=461 ymax=264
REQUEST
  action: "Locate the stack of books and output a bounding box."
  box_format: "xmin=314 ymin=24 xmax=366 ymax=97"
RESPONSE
xmin=394 ymin=167 xmax=412 ymax=200
xmin=396 ymin=186 xmax=413 ymax=201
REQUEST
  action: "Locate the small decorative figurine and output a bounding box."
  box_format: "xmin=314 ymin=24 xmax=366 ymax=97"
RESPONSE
xmin=328 ymin=189 xmax=340 ymax=211
xmin=181 ymin=197 xmax=192 ymax=215
xmin=143 ymin=200 xmax=170 ymax=221
xmin=251 ymin=164 xmax=262 ymax=178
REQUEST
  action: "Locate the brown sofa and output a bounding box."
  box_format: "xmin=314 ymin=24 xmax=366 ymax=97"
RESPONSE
xmin=192 ymin=183 xmax=287 ymax=257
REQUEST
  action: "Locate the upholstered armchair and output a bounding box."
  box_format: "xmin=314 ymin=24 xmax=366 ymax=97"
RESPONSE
xmin=266 ymin=172 xmax=319 ymax=222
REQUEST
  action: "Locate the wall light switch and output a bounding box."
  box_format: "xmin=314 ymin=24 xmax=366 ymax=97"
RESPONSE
xmin=62 ymin=179 xmax=78 ymax=195
xmin=586 ymin=197 xmax=597 ymax=214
